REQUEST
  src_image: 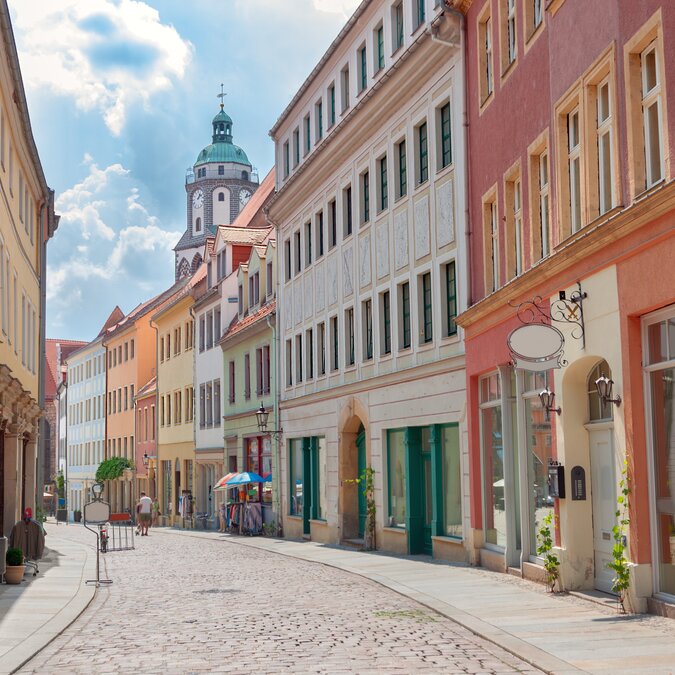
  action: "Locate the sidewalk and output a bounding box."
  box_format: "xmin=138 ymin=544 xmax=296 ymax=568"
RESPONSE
xmin=162 ymin=528 xmax=675 ymax=675
xmin=0 ymin=523 xmax=97 ymax=675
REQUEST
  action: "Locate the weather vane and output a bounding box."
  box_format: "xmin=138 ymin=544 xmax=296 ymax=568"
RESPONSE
xmin=217 ymin=83 xmax=226 ymax=109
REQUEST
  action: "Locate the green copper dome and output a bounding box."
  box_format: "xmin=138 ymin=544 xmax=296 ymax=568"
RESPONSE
xmin=194 ymin=105 xmax=251 ymax=167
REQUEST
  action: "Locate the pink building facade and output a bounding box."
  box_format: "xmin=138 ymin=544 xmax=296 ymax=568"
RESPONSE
xmin=457 ymin=0 xmax=675 ymax=614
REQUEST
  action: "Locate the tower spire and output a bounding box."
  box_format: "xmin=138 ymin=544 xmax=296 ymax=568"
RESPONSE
xmin=217 ymin=83 xmax=226 ymax=110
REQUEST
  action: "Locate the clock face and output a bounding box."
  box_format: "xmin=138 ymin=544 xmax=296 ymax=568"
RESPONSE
xmin=192 ymin=189 xmax=204 ymax=210
xmin=239 ymin=189 xmax=252 ymax=207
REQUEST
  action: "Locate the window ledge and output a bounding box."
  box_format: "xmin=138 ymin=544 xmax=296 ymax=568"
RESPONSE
xmin=431 ymin=535 xmax=464 ymax=544
xmin=287 ymin=515 xmax=303 ymax=521
xmin=434 ymin=164 xmax=454 ymax=182
xmin=310 ymin=518 xmax=327 ymax=525
xmin=383 ymin=526 xmax=406 ymax=534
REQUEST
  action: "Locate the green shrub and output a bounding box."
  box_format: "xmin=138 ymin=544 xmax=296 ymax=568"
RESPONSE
xmin=6 ymin=547 xmax=24 ymax=566
xmin=95 ymin=456 xmax=133 ymax=482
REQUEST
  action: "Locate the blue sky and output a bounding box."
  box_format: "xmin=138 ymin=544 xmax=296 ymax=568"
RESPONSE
xmin=8 ymin=0 xmax=360 ymax=340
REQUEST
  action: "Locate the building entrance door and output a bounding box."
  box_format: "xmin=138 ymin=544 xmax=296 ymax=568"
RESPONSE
xmin=422 ymin=453 xmax=432 ymax=554
xmin=589 ymin=426 xmax=617 ymax=594
xmin=356 ymin=426 xmax=366 ymax=539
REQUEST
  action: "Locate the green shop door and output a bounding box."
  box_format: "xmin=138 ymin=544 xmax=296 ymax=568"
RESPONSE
xmin=357 ymin=426 xmax=367 ymax=539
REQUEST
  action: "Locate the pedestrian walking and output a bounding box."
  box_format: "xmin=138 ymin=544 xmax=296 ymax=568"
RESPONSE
xmin=151 ymin=498 xmax=160 ymax=527
xmin=137 ymin=492 xmax=153 ymax=536
xmin=219 ymin=500 xmax=227 ymax=533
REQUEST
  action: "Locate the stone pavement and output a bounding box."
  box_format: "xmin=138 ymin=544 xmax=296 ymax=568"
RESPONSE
xmin=19 ymin=524 xmax=541 ymax=675
xmin=0 ymin=523 xmax=96 ymax=674
xmin=160 ymin=528 xmax=675 ymax=675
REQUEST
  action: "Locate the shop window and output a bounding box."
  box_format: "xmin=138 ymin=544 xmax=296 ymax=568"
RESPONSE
xmin=442 ymin=425 xmax=462 ymax=538
xmin=387 ymin=429 xmax=407 ymax=527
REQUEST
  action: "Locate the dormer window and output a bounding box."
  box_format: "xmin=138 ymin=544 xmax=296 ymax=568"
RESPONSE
xmin=238 ymin=284 xmax=244 ymax=314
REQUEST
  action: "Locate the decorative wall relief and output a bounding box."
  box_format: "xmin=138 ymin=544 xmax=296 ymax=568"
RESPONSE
xmin=394 ymin=209 xmax=409 ymax=270
xmin=327 ymin=255 xmax=338 ymax=306
xmin=414 ymin=195 xmax=430 ymax=260
xmin=436 ymin=178 xmax=455 ymax=248
xmin=343 ymin=246 xmax=354 ymax=297
xmin=315 ymin=261 xmax=325 ymax=313
xmin=376 ymin=222 xmax=389 ymax=279
xmin=359 ymin=233 xmax=371 ymax=288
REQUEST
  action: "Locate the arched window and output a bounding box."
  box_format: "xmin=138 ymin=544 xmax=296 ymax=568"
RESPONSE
xmin=226 ymin=124 xmax=231 ymax=135
xmin=587 ymin=359 xmax=613 ymax=421
xmin=191 ymin=253 xmax=202 ymax=273
xmin=218 ymin=192 xmax=225 ymax=202
xmin=195 ymin=217 xmax=202 ymax=232
xmin=219 ymin=123 xmax=224 ymax=132
xmin=177 ymin=258 xmax=191 ymax=279
xmin=241 ymin=170 xmax=249 ymax=181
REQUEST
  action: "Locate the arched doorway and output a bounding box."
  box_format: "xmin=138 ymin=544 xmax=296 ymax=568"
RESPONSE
xmin=585 ymin=359 xmax=617 ymax=594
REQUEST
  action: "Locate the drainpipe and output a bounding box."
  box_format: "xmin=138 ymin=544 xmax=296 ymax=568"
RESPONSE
xmin=37 ymin=201 xmax=47 ymax=514
xmin=149 ymin=318 xmax=161 ymax=509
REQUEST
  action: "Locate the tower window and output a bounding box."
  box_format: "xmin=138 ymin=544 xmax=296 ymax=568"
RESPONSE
xmin=218 ymin=165 xmax=224 ymax=175
xmin=196 ymin=217 xmax=202 ymax=232
xmin=242 ymin=170 xmax=249 ymax=181
xmin=218 ymin=192 xmax=225 ymax=202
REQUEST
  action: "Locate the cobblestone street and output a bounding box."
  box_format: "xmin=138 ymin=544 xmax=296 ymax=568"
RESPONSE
xmin=20 ymin=526 xmax=541 ymax=674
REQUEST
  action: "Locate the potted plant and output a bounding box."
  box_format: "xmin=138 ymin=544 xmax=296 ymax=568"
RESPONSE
xmin=5 ymin=547 xmax=25 ymax=584
xmin=74 ymin=510 xmax=82 ymax=523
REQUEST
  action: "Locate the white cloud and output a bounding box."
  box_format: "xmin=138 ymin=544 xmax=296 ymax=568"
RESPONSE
xmin=312 ymin=0 xmax=362 ymax=16
xmin=47 ymin=159 xmax=181 ymax=336
xmin=10 ymin=0 xmax=193 ymax=135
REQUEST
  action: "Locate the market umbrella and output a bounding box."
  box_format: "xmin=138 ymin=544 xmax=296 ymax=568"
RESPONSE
xmin=213 ymin=472 xmax=239 ymax=490
xmin=43 ymin=492 xmax=54 ymax=497
xmin=262 ymin=474 xmax=273 ymax=483
xmin=226 ymin=472 xmax=265 ymax=485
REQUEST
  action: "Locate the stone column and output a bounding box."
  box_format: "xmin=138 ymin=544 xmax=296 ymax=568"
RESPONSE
xmin=3 ymin=425 xmax=23 ymax=536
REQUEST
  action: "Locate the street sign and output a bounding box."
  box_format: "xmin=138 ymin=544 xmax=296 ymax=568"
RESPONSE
xmin=84 ymin=500 xmax=111 ymax=524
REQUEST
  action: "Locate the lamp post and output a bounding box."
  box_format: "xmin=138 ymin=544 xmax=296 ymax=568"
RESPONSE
xmin=594 ymin=373 xmax=621 ymax=408
xmin=538 ymin=387 xmax=561 ymax=420
xmin=256 ymin=402 xmax=283 ymax=440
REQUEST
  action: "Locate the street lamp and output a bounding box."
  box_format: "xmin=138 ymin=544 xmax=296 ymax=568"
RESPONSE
xmin=595 ymin=373 xmax=621 ymax=407
xmin=91 ymin=482 xmax=104 ymax=501
xmin=142 ymin=452 xmax=150 ymax=468
xmin=256 ymin=402 xmax=283 ymax=440
xmin=538 ymin=387 xmax=561 ymax=419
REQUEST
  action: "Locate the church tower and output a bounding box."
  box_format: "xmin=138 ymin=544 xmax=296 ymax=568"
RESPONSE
xmin=174 ymin=96 xmax=259 ymax=280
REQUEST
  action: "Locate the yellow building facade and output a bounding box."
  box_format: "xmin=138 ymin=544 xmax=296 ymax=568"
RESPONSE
xmin=154 ymin=273 xmax=201 ymax=527
xmin=0 ymin=3 xmax=57 ymax=537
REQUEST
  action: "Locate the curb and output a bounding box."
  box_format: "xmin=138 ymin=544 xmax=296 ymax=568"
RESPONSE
xmin=160 ymin=528 xmax=582 ymax=675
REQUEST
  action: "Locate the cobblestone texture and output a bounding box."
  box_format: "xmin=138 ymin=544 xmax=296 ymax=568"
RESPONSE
xmin=21 ymin=526 xmax=543 ymax=674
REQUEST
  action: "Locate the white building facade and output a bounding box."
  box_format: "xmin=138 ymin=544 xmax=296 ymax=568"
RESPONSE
xmin=269 ymin=0 xmax=470 ymax=559
xmin=65 ymin=340 xmax=106 ymax=517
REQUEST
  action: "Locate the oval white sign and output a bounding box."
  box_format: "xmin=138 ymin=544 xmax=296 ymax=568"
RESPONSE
xmin=507 ymin=324 xmax=564 ymax=360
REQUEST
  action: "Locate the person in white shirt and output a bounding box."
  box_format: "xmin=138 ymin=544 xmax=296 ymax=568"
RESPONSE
xmin=137 ymin=492 xmax=153 ymax=536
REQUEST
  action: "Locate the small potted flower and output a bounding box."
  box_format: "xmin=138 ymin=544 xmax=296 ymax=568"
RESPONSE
xmin=5 ymin=547 xmax=25 ymax=584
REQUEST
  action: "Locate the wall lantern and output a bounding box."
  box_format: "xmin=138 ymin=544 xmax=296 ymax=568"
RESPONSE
xmin=256 ymin=402 xmax=283 ymax=440
xmin=595 ymin=373 xmax=621 ymax=407
xmin=91 ymin=482 xmax=104 ymax=500
xmin=539 ymin=387 xmax=561 ymax=418
xmin=142 ymin=452 xmax=150 ymax=468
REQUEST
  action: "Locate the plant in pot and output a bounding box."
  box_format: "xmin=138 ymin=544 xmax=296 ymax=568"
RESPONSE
xmin=5 ymin=547 xmax=25 ymax=584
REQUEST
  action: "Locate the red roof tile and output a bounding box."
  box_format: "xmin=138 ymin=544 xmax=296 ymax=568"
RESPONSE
xmin=220 ymin=300 xmax=276 ymax=342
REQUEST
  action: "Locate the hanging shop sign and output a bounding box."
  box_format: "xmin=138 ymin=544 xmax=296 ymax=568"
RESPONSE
xmin=507 ymin=282 xmax=588 ymax=371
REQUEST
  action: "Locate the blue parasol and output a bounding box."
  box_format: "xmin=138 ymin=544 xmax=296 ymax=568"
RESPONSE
xmin=225 ymin=472 xmax=265 ymax=485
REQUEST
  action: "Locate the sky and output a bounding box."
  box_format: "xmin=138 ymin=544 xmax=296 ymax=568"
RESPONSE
xmin=7 ymin=0 xmax=361 ymax=340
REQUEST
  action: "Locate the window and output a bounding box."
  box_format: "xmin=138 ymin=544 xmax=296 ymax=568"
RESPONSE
xmin=363 ymin=299 xmax=373 ymax=360
xmin=381 ymin=290 xmax=391 ymax=355
xmin=341 ymin=65 xmax=350 ymax=112
xmin=245 ymin=353 xmax=251 ymax=399
xmin=130 ymin=339 xmax=135 ymax=359
xmin=330 ymin=316 xmax=339 ymax=371
xmin=304 ymin=114 xmax=311 ymax=155
xmin=375 ymin=24 xmax=385 ymax=71
xmin=595 ymin=77 xmax=614 ymax=215
xmin=360 ymin=170 xmax=370 ymax=224
xmin=443 ymin=261 xmax=458 ymax=337
xmin=524 ymin=0 xmax=543 ymax=41
xmin=166 ymin=394 xmax=171 ymax=425
xmin=263 ymin=345 xmax=271 ymax=393
xmin=206 ymin=311 xmax=213 ymax=349
xmin=387 ymin=429 xmax=406 ymax=527
xmin=396 ymin=139 xmax=407 ymax=199
xmin=295 ymin=334 xmax=303 ymax=383
xmin=315 ymin=211 xmax=324 ymax=258
xmin=206 ymin=382 xmax=213 ymax=426
xmin=641 ymin=42 xmax=663 ymax=189
xmin=214 ymin=381 xmax=222 ymax=426
xmin=483 ymin=191 xmax=499 ymax=293
xmin=283 ymin=141 xmax=290 ymax=178
xmin=378 ymin=155 xmax=388 ymax=212
xmin=285 ymin=239 xmax=291 ymax=281
xmin=567 ymin=107 xmax=582 ymax=233
xmin=529 ymin=144 xmax=550 ymax=260
xmin=310 ymin=102 xmax=320 ymax=146
xmin=393 ymin=1 xmax=404 ymax=52
xmin=343 ymin=185 xmax=353 ymax=237
xmin=346 ymin=307 xmax=355 ymax=366
xmin=195 ymin=217 xmax=202 ymax=233
xmin=318 ymin=322 xmax=326 ymax=375
xmin=285 ymin=339 xmax=293 ymax=387
xmin=414 ymin=0 xmax=425 ymax=30
xmin=420 ymin=272 xmax=433 ymax=344
xmin=479 ymin=9 xmax=493 ymax=103
xmin=505 ymin=169 xmax=522 ymax=278
xmin=266 ymin=261 xmax=273 ymax=296
xmin=503 ymin=0 xmax=517 ymax=68
xmin=306 ymin=328 xmax=314 ymax=379
xmin=175 ymin=391 xmax=182 ymax=424
xmin=305 ymin=221 xmax=312 ymax=266
xmin=294 ymin=231 xmax=301 ymax=274
xmin=228 ymin=361 xmax=235 ymax=403
xmin=358 ymin=44 xmax=367 ymax=93
xmin=160 ymin=336 xmax=165 ymax=362
xmin=438 ymin=102 xmax=452 ymax=169
xmin=238 ymin=284 xmax=244 ymax=314
xmin=289 ymin=439 xmax=304 ymax=516
xmin=328 ymin=199 xmax=337 ymax=248
xmin=328 ymin=84 xmax=336 ymax=127
xmin=199 ymin=382 xmax=206 ymax=426
xmin=416 ymin=122 xmax=428 ymax=185
xmin=399 ymin=281 xmax=411 ymax=349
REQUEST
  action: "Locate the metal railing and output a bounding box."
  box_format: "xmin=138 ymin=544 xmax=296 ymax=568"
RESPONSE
xmin=186 ymin=167 xmax=259 ymax=185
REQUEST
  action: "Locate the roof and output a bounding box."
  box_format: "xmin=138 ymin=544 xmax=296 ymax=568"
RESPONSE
xmin=220 ymin=300 xmax=276 ymax=343
xmin=97 ymin=306 xmax=125 ymax=337
xmin=135 ymin=376 xmax=157 ymax=401
xmin=195 ymin=141 xmax=251 ymax=167
xmin=45 ymin=339 xmax=88 ymax=399
xmin=223 ymin=168 xmax=275 ymax=229
xmin=152 ymin=264 xmax=206 ymax=322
